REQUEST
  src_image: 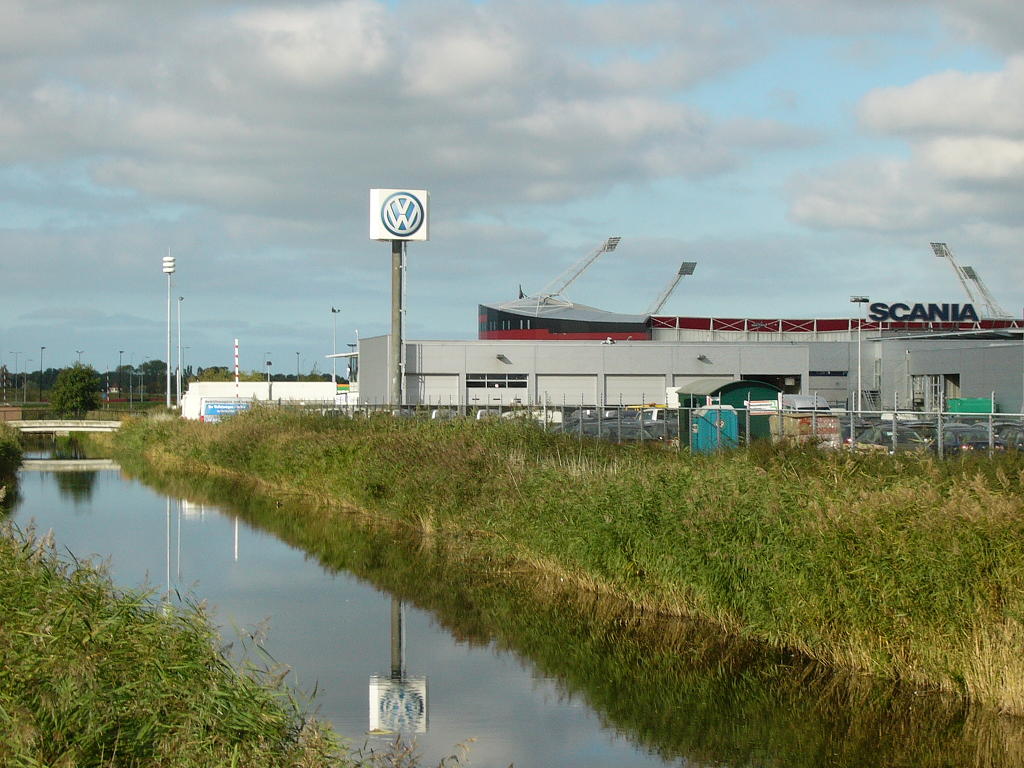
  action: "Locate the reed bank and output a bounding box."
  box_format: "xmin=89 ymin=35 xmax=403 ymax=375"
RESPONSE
xmin=113 ymin=409 xmax=1024 ymax=715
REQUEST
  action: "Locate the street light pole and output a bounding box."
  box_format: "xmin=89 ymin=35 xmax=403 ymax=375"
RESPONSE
xmin=331 ymin=307 xmax=341 ymax=384
xmin=850 ymin=296 xmax=869 ymax=413
xmin=10 ymin=354 xmax=20 ymax=403
xmin=295 ymin=351 xmax=300 ymax=381
xmin=163 ymin=253 xmax=176 ymax=409
xmin=39 ymin=346 xmax=45 ymax=403
xmin=177 ymin=296 xmax=184 ymax=407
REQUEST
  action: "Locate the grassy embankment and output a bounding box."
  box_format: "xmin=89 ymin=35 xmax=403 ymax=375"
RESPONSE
xmin=0 ymin=422 xmax=22 ymax=512
xmin=0 ymin=424 xmax=460 ymax=767
xmin=114 ymin=409 xmax=1024 ymax=714
xmin=130 ymin=466 xmax=1024 ymax=768
xmin=0 ymin=524 xmax=351 ymax=767
xmin=1 ymin=425 xmax=346 ymax=766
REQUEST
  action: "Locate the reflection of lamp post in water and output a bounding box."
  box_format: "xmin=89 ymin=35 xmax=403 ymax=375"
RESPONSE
xmin=369 ymin=598 xmax=427 ymax=735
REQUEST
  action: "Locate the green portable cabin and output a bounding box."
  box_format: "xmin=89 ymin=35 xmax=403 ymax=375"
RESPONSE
xmin=672 ymin=377 xmax=783 ymax=443
xmin=947 ymin=397 xmax=996 ymax=414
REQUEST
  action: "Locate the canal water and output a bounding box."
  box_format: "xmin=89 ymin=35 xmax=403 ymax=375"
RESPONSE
xmin=9 ymin=440 xmax=1024 ymax=768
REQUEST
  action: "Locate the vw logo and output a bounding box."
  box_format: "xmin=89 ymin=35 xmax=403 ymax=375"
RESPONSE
xmin=380 ymin=192 xmax=424 ymax=237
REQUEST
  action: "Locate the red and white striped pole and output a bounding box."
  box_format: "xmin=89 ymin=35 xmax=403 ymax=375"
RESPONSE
xmin=234 ymin=338 xmax=239 ymax=392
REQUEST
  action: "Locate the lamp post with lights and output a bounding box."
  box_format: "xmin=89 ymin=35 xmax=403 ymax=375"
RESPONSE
xmin=176 ymin=296 xmax=184 ymax=407
xmin=331 ymin=307 xmax=341 ymax=384
xmin=850 ymin=296 xmax=870 ymax=413
xmin=38 ymin=346 xmax=46 ymax=402
xmin=162 ymin=253 xmax=176 ymax=408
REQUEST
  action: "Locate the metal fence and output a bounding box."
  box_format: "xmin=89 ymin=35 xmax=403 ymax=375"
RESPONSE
xmin=301 ymin=401 xmax=1024 ymax=457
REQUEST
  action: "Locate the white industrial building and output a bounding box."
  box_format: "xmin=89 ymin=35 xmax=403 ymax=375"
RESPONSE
xmin=340 ymin=235 xmax=1024 ymax=414
xmin=347 ymin=331 xmax=1024 ymax=414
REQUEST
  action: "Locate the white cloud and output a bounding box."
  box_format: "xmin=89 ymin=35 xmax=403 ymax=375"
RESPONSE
xmin=942 ymin=0 xmax=1024 ymax=55
xmin=790 ymin=158 xmax=940 ymax=232
xmin=403 ymin=25 xmax=525 ymax=98
xmin=791 ymin=42 xmax=1024 ymax=241
xmin=918 ymin=136 xmax=1024 ymax=182
xmin=233 ymin=1 xmax=391 ymax=85
xmin=859 ymin=56 xmax=1024 ymax=138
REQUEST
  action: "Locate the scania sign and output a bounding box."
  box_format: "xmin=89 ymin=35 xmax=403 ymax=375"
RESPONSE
xmin=868 ymin=302 xmax=980 ymax=322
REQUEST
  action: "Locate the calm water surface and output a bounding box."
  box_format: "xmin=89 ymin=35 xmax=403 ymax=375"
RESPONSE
xmin=11 ymin=442 xmax=1024 ymax=768
xmin=13 ymin=455 xmax=665 ymax=768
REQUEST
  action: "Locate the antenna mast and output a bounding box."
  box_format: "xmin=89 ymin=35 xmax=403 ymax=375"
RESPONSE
xmin=540 ymin=237 xmax=621 ymax=299
xmin=647 ymin=261 xmax=697 ymax=315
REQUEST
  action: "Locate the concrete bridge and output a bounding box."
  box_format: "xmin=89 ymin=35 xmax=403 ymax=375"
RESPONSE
xmin=20 ymin=458 xmax=121 ymax=472
xmin=8 ymin=420 xmax=122 ymax=434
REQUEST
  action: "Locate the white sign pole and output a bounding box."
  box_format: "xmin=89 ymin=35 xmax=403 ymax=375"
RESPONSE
xmin=370 ymin=189 xmax=429 ymax=408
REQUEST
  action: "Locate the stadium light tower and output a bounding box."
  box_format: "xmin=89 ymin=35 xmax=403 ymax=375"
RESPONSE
xmin=647 ymin=261 xmax=697 ymax=315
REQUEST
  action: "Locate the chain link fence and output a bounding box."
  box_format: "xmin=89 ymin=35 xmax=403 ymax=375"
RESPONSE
xmin=293 ymin=399 xmax=1023 ymax=457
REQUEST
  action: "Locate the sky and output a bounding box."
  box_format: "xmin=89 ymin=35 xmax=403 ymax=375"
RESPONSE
xmin=3 ymin=0 xmax=1024 ymax=374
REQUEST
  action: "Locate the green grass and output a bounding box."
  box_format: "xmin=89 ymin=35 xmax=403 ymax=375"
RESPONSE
xmin=121 ymin=468 xmax=1024 ymax=768
xmin=0 ymin=421 xmax=21 ymax=477
xmin=0 ymin=422 xmax=23 ymax=512
xmin=113 ymin=409 xmax=1024 ymax=714
xmin=0 ymin=522 xmax=347 ymax=767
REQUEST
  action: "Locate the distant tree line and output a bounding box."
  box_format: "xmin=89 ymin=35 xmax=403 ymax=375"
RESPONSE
xmin=0 ymin=360 xmax=341 ymax=408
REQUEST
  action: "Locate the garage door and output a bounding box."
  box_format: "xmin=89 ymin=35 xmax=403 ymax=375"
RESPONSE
xmin=406 ymin=374 xmax=459 ymax=406
xmin=606 ymin=375 xmax=666 ymax=405
xmin=535 ymin=375 xmax=598 ymax=406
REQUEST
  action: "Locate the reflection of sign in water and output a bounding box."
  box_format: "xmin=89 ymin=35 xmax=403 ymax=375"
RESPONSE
xmin=368 ymin=676 xmax=428 ymax=734
xmin=180 ymin=500 xmax=207 ymax=519
xmin=200 ymin=399 xmax=252 ymax=423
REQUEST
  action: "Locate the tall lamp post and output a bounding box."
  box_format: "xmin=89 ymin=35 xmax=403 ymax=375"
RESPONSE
xmin=176 ymin=296 xmax=184 ymax=407
xmin=331 ymin=307 xmax=341 ymax=384
xmin=38 ymin=346 xmax=46 ymax=403
xmin=850 ymin=296 xmax=869 ymax=412
xmin=266 ymin=359 xmax=273 ymax=401
xmin=295 ymin=351 xmax=300 ymax=381
xmin=9 ymin=354 xmax=20 ymax=403
xmin=163 ymin=253 xmax=176 ymax=408
xmin=118 ymin=350 xmax=124 ymax=401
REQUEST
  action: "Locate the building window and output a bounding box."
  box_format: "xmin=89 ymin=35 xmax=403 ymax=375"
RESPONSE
xmin=466 ymin=373 xmax=528 ymax=389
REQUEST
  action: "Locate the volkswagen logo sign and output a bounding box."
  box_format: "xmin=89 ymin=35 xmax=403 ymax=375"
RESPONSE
xmin=380 ymin=192 xmax=425 ymax=237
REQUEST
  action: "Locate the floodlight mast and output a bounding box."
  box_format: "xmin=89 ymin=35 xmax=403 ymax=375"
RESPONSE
xmin=930 ymin=242 xmax=1011 ymax=319
xmin=647 ymin=261 xmax=697 ymax=315
xmin=930 ymin=242 xmax=981 ymax=307
xmin=540 ymin=237 xmax=622 ymax=299
xmin=960 ymin=265 xmax=1012 ymax=319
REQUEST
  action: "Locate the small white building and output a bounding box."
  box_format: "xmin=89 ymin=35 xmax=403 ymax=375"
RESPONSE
xmin=180 ymin=381 xmax=338 ymax=420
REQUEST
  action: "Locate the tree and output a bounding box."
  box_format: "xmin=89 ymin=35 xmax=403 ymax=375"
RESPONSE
xmin=50 ymin=364 xmax=102 ymax=417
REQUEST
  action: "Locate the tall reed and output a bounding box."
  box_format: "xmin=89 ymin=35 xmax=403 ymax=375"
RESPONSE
xmin=0 ymin=522 xmax=349 ymax=767
xmin=114 ymin=409 xmax=1024 ymax=713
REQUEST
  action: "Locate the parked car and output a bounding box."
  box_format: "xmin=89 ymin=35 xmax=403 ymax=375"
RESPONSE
xmin=939 ymin=423 xmax=1006 ymax=453
xmin=992 ymin=422 xmax=1024 ymax=450
xmin=848 ymin=423 xmax=935 ymax=454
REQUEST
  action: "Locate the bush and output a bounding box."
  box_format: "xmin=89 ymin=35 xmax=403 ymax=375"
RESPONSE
xmin=49 ymin=364 xmax=102 ymax=417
